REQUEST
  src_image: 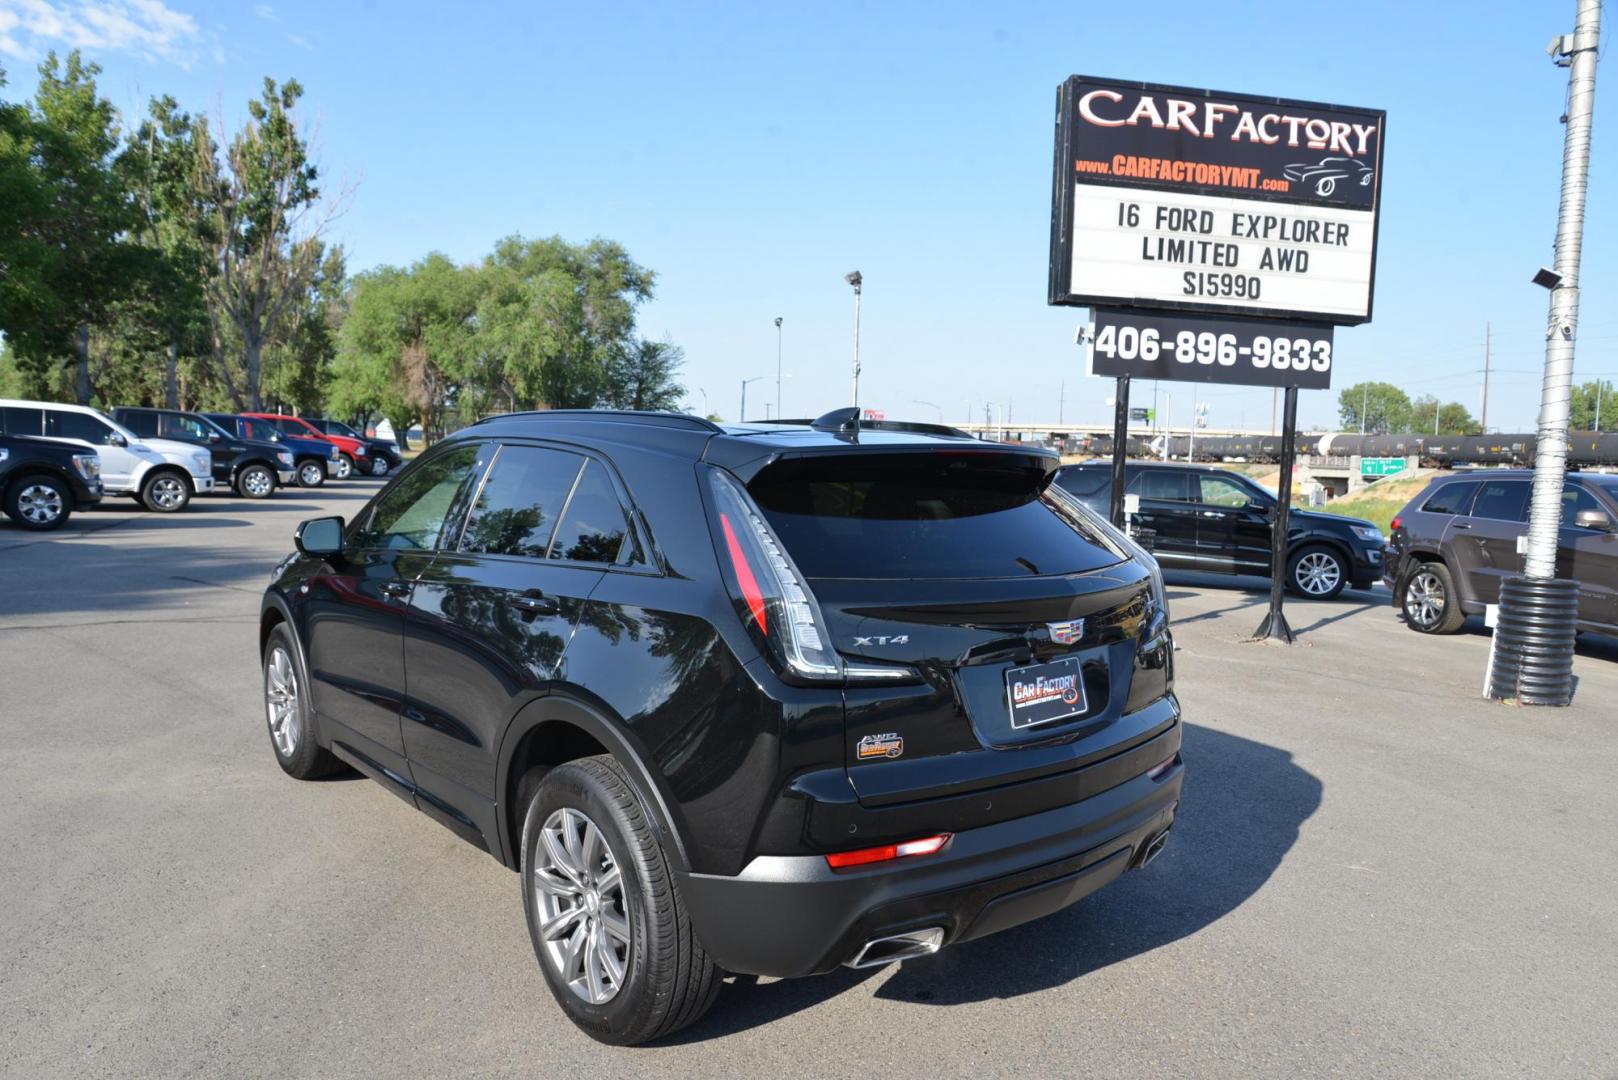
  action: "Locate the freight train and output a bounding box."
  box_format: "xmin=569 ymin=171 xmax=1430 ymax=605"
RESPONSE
xmin=1062 ymin=431 xmax=1618 ymax=467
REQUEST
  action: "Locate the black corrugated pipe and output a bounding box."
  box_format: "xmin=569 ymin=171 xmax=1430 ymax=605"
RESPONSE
xmin=1487 ymin=577 xmax=1580 ymax=706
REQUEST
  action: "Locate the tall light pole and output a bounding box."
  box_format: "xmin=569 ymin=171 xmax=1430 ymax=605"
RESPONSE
xmin=740 ymin=375 xmax=769 ymax=423
xmin=1489 ymin=0 xmax=1602 ymax=707
xmin=845 ymin=271 xmax=862 ymax=413
xmin=774 ymin=317 xmax=784 ymax=419
xmin=912 ymin=399 xmax=943 ymax=422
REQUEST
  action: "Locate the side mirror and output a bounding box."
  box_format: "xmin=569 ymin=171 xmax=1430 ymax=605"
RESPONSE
xmin=1574 ymin=508 xmax=1614 ymax=532
xmin=295 ymin=516 xmax=346 ymax=558
xmin=108 ymin=432 xmax=127 ymax=448
xmin=1247 ymin=496 xmax=1274 ymax=514
xmin=208 ymin=432 xmax=222 ymax=444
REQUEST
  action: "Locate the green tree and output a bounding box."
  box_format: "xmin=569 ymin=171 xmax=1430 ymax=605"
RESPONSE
xmin=0 ymin=63 xmax=56 ymax=359
xmin=1570 ymin=379 xmax=1616 ymax=431
xmin=1408 ymin=395 xmax=1480 ymax=435
xmin=1338 ymin=381 xmax=1411 ymax=434
xmin=601 ymin=338 xmax=685 ymax=410
xmin=262 ymin=242 xmax=344 ymax=413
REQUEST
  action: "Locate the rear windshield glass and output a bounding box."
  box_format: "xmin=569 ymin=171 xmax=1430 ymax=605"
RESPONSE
xmin=1053 ymin=468 xmax=1109 ymax=496
xmin=747 ymin=453 xmax=1123 ymax=579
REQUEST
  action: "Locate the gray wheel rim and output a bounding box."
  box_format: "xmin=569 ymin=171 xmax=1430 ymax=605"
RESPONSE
xmin=1406 ymin=570 xmax=1446 ymax=629
xmin=533 ymin=807 xmax=631 ymax=1006
xmin=149 ymin=476 xmax=186 ymax=510
xmin=1295 ymin=551 xmax=1342 ymax=595
xmin=265 ymin=646 xmax=301 ymax=757
xmin=300 ymin=463 xmax=323 ymax=486
xmin=242 ymin=469 xmax=272 ymax=497
xmin=370 ymin=457 xmax=389 ymax=476
xmin=17 ymin=482 xmax=64 ymax=524
xmin=336 ymin=456 xmax=352 ymax=479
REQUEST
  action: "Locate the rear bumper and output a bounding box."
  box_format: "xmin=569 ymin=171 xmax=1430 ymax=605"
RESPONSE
xmin=677 ymin=755 xmax=1182 ymax=978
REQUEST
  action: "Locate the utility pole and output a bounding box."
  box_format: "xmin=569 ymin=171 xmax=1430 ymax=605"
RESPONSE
xmin=774 ymin=317 xmax=784 ymax=419
xmin=1360 ymin=384 xmax=1368 ymax=434
xmin=1058 ymin=379 xmax=1065 ymax=425
xmin=845 ymin=272 xmax=862 ymax=412
xmin=1489 ymin=0 xmax=1601 ymax=707
xmin=1271 ymin=387 xmax=1278 ymax=436
xmin=1481 ymin=322 xmax=1492 ymax=432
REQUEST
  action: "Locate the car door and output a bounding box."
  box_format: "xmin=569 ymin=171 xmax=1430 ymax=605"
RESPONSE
xmin=1446 ymin=479 xmax=1530 ymax=605
xmin=44 ymin=408 xmax=139 ymax=489
xmin=1193 ymin=472 xmax=1272 ymax=574
xmin=403 ymin=443 xmax=636 ymax=848
xmin=1557 ymin=481 xmax=1618 ymax=629
xmin=1128 ymin=468 xmax=1198 ymax=567
xmin=303 ymin=442 xmax=485 ymax=787
xmin=164 ymin=412 xmax=237 ymax=478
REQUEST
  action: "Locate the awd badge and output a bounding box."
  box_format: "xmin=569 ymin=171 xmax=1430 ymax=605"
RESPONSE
xmin=857 ymin=732 xmax=905 ymax=760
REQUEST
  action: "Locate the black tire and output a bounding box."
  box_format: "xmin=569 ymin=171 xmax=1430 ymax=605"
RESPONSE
xmin=336 ymin=453 xmax=355 ymax=480
xmin=4 ymin=472 xmax=72 ymax=530
xmin=1286 ymin=544 xmax=1347 ymax=600
xmin=140 ymin=470 xmax=192 ymax=513
xmin=369 ymin=456 xmax=391 ymax=477
xmin=520 ymin=755 xmax=720 ymax=1046
xmin=1401 ymin=560 xmax=1467 ymax=635
xmin=297 ymin=460 xmax=326 ymax=488
xmin=261 ymin=624 xmax=344 ymax=779
xmin=236 ymin=463 xmax=276 ymax=499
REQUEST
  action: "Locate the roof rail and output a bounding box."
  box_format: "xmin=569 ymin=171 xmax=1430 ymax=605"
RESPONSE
xmin=807 ymin=407 xmax=974 ymax=440
xmin=469 ymin=409 xmax=723 ymax=434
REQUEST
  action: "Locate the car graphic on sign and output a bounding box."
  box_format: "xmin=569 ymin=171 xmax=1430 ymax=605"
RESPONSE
xmin=1283 ymin=156 xmax=1374 ymax=198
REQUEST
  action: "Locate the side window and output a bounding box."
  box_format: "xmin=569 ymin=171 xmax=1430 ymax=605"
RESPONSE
xmin=3 ymin=406 xmax=44 ymax=436
xmin=1470 ymin=480 xmax=1531 ymax=522
xmin=47 ymin=409 xmax=116 ymax=445
xmin=1133 ymin=470 xmax=1193 ymax=502
xmin=351 ymin=444 xmax=482 ymax=551
xmin=121 ymin=411 xmax=159 ymax=438
xmin=1198 ymin=475 xmax=1252 ymax=507
xmin=1562 ymin=484 xmax=1604 ymax=526
xmin=159 ymin=414 xmax=210 ymax=442
xmin=550 ymin=459 xmax=634 ymax=564
xmin=458 ymin=445 xmax=583 ymax=558
xmin=1422 ymin=481 xmax=1479 ymax=516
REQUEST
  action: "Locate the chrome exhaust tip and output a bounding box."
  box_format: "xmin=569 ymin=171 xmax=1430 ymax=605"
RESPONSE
xmin=844 ymin=927 xmax=945 ymax=969
xmin=1137 ymin=828 xmax=1171 ymax=869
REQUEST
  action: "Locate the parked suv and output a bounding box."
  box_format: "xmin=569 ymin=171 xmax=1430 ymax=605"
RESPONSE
xmin=205 ymin=413 xmax=336 ymax=488
xmin=0 ymin=399 xmax=212 ymax=512
xmin=244 ymin=412 xmax=369 ymax=479
xmin=303 ymin=417 xmax=401 ymax=476
xmin=1385 ymin=469 xmax=1618 ymax=634
xmin=1055 ymin=461 xmax=1384 ymax=599
xmin=0 ymin=434 xmax=102 ymax=529
xmin=260 ymin=410 xmax=1182 ymax=1044
xmin=113 ymin=407 xmax=295 ymax=499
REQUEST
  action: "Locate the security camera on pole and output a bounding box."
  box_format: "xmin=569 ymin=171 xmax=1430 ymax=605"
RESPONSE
xmin=1486 ymin=0 xmax=1602 ymax=707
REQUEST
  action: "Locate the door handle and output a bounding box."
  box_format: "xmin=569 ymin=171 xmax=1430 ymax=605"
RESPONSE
xmin=380 ymin=580 xmax=411 ymax=599
xmin=1450 ymin=522 xmax=1473 ymax=530
xmin=512 ymin=590 xmax=560 ymax=616
xmin=1200 ymin=510 xmax=1227 ymax=518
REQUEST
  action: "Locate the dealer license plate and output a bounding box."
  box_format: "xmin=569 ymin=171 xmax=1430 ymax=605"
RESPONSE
xmin=1004 ymin=655 xmax=1088 ymax=730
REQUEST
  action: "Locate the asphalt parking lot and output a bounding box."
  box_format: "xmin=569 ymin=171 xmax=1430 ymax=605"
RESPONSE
xmin=3 ymin=485 xmax=1617 ymax=1078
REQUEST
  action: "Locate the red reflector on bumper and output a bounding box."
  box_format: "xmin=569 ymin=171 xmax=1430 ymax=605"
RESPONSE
xmin=825 ymin=833 xmax=950 ymax=870
xmin=1146 ymin=755 xmax=1177 ymax=780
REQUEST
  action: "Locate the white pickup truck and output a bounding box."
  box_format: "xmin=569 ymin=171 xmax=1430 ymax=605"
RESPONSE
xmin=0 ymin=399 xmax=213 ymax=512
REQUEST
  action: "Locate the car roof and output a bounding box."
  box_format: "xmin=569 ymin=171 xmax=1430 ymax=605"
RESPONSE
xmin=1062 ymin=459 xmax=1234 ymax=472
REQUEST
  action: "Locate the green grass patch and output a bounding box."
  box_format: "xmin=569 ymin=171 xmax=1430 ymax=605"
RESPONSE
xmin=1309 ymin=497 xmax=1405 ymax=534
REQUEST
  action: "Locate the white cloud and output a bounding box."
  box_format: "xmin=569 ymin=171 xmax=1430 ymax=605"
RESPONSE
xmin=253 ymin=3 xmax=274 ymax=21
xmin=0 ymin=0 xmax=205 ymax=67
xmin=286 ymin=31 xmax=310 ymax=51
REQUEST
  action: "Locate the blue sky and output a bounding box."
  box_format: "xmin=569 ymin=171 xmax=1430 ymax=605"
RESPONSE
xmin=2 ymin=0 xmax=1613 ymax=432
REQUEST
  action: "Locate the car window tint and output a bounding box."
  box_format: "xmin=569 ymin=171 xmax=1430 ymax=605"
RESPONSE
xmin=1563 ymin=484 xmax=1604 ymax=525
xmin=1135 ymin=470 xmax=1193 ymax=501
xmin=1422 ymin=481 xmax=1479 ymax=516
xmin=47 ymin=410 xmax=115 ymax=444
xmin=2 ymin=406 xmax=44 ymax=436
xmin=1199 ymin=475 xmax=1251 ymax=507
xmin=458 ymin=445 xmax=582 ymax=558
xmin=121 ymin=411 xmax=159 ymax=437
xmin=352 ymin=445 xmax=481 ymax=551
xmin=1054 ymin=469 xmax=1109 ymax=497
xmin=159 ymin=413 xmax=210 ymax=441
xmin=550 ymin=459 xmax=633 ymax=563
xmin=1469 ymin=480 xmax=1530 ymax=522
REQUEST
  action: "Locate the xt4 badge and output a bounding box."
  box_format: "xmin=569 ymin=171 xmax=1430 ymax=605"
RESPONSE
xmin=852 ymin=635 xmax=909 ymax=646
xmin=856 ymin=732 xmax=905 ymax=760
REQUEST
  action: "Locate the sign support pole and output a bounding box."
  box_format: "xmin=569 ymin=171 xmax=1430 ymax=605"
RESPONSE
xmin=1252 ymin=386 xmax=1299 ymax=643
xmin=1108 ymin=375 xmax=1130 ymax=529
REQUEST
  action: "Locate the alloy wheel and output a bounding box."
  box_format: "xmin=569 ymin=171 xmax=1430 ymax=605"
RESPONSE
xmin=1405 ymin=570 xmax=1446 ymax=630
xmin=1294 ymin=551 xmax=1342 ymax=596
xmin=17 ymin=483 xmax=64 ymax=525
xmin=299 ymin=463 xmax=323 ymax=486
xmin=242 ymin=469 xmax=273 ymax=497
xmin=370 ymin=457 xmax=390 ymax=476
xmin=149 ymin=476 xmax=187 ymax=510
xmin=265 ymin=646 xmax=301 ymax=756
xmin=336 ymin=456 xmax=352 ymax=480
xmin=533 ymin=807 xmax=632 ymax=1006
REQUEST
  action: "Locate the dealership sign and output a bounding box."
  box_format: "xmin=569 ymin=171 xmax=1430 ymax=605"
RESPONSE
xmin=1087 ymin=308 xmax=1336 ymax=389
xmin=1049 ymin=76 xmax=1385 ymax=325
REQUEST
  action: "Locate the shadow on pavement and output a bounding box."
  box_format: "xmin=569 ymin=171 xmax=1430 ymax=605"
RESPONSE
xmin=663 ymin=722 xmax=1320 ymax=1042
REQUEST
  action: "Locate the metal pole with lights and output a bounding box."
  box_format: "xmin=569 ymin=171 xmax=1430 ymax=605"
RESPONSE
xmin=846 ymin=272 xmax=862 ymax=414
xmin=740 ymin=375 xmax=769 ymax=423
xmin=774 ymin=317 xmax=784 ymax=419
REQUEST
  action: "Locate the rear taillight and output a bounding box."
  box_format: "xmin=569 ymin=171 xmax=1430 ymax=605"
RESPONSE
xmin=708 ymin=468 xmax=841 ymax=680
xmin=826 ymin=834 xmax=951 ymax=871
xmin=1389 ymin=515 xmax=1402 ymax=533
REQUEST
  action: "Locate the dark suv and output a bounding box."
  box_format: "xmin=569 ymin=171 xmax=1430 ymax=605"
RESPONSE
xmin=1385 ymin=469 xmax=1618 ymax=634
xmin=205 ymin=413 xmax=337 ymax=488
xmin=260 ymin=410 xmax=1182 ymax=1044
xmin=112 ymin=407 xmax=295 ymax=498
xmin=303 ymin=417 xmax=402 ymax=476
xmin=1055 ymin=461 xmax=1385 ymax=599
xmin=1 ymin=434 xmax=102 ymax=529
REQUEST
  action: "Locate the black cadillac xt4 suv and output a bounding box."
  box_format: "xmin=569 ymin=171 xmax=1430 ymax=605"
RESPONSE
xmin=259 ymin=409 xmax=1183 ymax=1044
